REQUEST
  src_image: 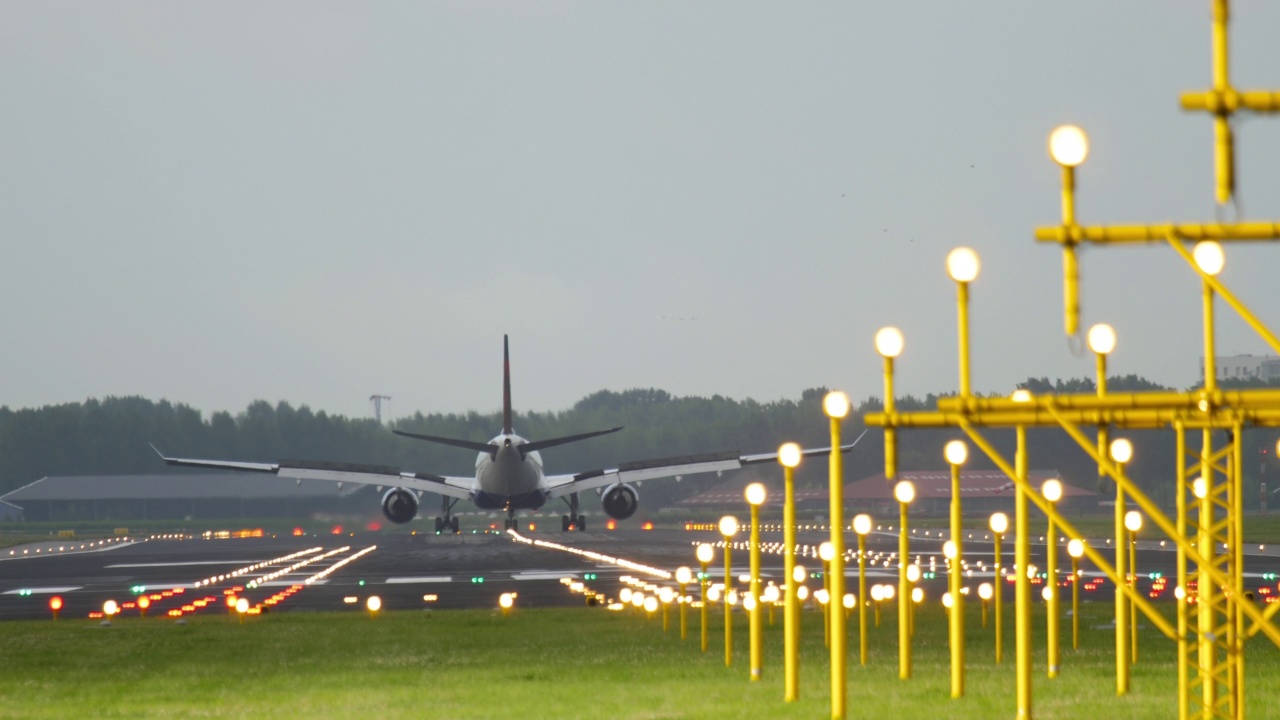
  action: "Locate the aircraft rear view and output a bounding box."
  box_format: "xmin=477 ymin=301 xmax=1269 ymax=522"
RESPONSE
xmin=153 ymin=335 xmax=862 ymax=533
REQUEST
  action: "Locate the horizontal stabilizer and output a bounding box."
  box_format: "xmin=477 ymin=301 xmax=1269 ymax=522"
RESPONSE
xmin=391 ymin=430 xmax=497 ymax=455
xmin=517 ymin=426 xmax=623 ymax=455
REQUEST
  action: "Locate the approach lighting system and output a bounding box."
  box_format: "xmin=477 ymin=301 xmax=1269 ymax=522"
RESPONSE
xmin=894 ymin=481 xmax=916 ymax=505
xmin=1042 ymin=479 xmax=1064 ymax=503
xmin=696 ymin=544 xmax=715 ymax=564
xmin=1193 ymin=241 xmax=1226 ymax=276
xmin=875 ymin=327 xmax=905 ymax=359
xmin=819 ymin=542 xmax=835 ymax=562
xmin=718 ymin=516 xmax=739 ymax=538
xmin=1048 ymin=124 xmax=1089 ymax=167
xmin=1125 ymin=511 xmax=1144 ymax=533
xmin=853 ymin=514 xmax=872 ymax=536
xmin=944 ymin=440 xmax=968 ymax=466
xmin=1110 ymin=438 xmax=1134 ymax=464
xmin=1068 ymin=539 xmax=1085 ymax=559
xmin=676 ymin=567 xmax=693 ymax=585
xmin=366 ymin=596 xmax=383 ymax=613
xmin=989 ymin=512 xmax=1009 ymax=535
xmin=778 ymin=442 xmax=802 ymax=469
xmin=945 ymin=247 xmax=980 ymax=283
xmin=745 ymin=483 xmax=767 ymax=506
xmin=1087 ymin=323 xmax=1117 ymax=356
xmin=823 ymin=391 xmax=850 ymax=420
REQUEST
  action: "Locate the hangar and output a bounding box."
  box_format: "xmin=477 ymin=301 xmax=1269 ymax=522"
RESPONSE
xmin=0 ymin=473 xmax=372 ymax=523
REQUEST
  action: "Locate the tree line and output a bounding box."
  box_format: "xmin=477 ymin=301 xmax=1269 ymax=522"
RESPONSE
xmin=2 ymin=376 xmax=1278 ymax=510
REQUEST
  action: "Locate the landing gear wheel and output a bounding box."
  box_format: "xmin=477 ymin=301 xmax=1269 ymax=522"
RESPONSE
xmin=576 ymin=515 xmax=586 ymax=532
xmin=562 ymin=515 xmax=570 ymax=532
xmin=451 ymin=516 xmax=460 ymax=534
xmin=434 ymin=517 xmax=444 ymax=533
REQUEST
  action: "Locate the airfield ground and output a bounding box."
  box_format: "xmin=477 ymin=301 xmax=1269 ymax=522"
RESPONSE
xmin=2 ymin=602 xmax=1278 ymax=719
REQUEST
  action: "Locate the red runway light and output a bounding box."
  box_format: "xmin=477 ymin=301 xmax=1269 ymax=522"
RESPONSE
xmin=331 ymin=525 xmax=343 ymax=535
xmin=607 ymin=519 xmax=617 ymax=531
xmin=292 ymin=527 xmax=305 ymax=536
xmin=49 ymin=596 xmax=64 ymax=612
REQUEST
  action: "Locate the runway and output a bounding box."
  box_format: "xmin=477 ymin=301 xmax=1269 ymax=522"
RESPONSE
xmin=4 ymin=524 xmax=1280 ymax=622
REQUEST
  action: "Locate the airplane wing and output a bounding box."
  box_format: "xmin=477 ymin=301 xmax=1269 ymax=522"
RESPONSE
xmin=544 ymin=430 xmax=868 ymax=498
xmin=150 ymin=445 xmax=474 ymax=500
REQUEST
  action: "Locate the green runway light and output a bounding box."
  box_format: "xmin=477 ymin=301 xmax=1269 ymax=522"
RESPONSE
xmin=583 ymin=573 xmax=598 ymax=581
xmin=17 ymin=589 xmax=31 ymax=596
xmin=471 ymin=577 xmax=485 ymax=584
xmin=358 ymin=580 xmax=366 ymax=587
xmin=130 ymin=585 xmax=146 ymax=595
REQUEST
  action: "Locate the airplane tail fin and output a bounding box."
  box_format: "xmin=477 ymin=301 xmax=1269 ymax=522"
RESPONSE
xmin=503 ymin=334 xmax=513 ymax=434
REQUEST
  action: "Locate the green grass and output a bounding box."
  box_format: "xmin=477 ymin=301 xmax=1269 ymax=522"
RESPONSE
xmin=1 ymin=601 xmax=1276 ymax=719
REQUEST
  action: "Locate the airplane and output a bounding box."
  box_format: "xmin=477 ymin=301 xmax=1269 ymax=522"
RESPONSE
xmin=153 ymin=336 xmax=862 ymax=533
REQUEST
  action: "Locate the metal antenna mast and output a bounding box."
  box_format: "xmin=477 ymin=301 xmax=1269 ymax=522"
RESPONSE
xmin=369 ymin=394 xmax=391 ymax=424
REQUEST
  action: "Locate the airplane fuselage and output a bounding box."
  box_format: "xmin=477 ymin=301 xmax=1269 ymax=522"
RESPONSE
xmin=470 ymin=434 xmax=549 ymax=511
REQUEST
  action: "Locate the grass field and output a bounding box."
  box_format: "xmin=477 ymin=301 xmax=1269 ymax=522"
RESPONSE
xmin=2 ymin=599 xmax=1277 ymax=719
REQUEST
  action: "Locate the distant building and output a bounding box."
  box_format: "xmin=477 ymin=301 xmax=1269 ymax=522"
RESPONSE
xmin=0 ymin=474 xmax=372 ymax=523
xmin=1200 ymin=354 xmax=1280 ymax=382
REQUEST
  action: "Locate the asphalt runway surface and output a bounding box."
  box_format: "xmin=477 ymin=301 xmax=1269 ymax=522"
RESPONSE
xmin=4 ymin=523 xmax=1280 ymax=622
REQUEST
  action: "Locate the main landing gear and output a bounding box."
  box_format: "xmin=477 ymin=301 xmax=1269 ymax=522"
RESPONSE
xmin=434 ymin=497 xmax=460 ymax=534
xmin=561 ymin=492 xmax=586 ymax=532
xmin=503 ymin=510 xmax=520 ymax=532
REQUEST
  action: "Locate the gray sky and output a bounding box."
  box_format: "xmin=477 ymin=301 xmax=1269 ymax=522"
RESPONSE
xmin=3 ymin=2 xmax=1279 ymax=422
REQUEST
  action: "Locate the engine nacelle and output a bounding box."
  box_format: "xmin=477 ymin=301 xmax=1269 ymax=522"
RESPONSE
xmin=601 ymin=483 xmax=640 ymax=520
xmin=381 ymin=487 xmax=419 ymax=524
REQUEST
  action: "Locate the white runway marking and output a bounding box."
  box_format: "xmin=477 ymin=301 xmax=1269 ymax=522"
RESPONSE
xmin=258 ymin=580 xmax=327 ymax=587
xmin=106 ymin=561 xmax=263 ymax=568
xmin=385 ymin=576 xmax=453 ymax=584
xmin=511 ymin=571 xmax=572 ymax=581
xmin=3 ymin=586 xmax=81 ymax=595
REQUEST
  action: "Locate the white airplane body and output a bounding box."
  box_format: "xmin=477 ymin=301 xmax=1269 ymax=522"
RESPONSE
xmin=155 ymin=337 xmax=859 ymax=532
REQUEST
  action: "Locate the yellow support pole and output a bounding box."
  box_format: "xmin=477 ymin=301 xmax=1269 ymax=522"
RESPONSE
xmin=679 ymin=581 xmax=688 ymax=640
xmin=899 ymin=496 xmax=912 ymax=680
xmin=957 ymin=282 xmax=971 ymax=397
xmin=885 ymin=355 xmax=897 ymax=481
xmin=1047 ymin=504 xmax=1059 ymax=679
xmin=749 ymin=501 xmax=762 ymax=682
xmin=1015 ymin=426 xmax=1033 ymax=720
xmin=1071 ymin=554 xmax=1080 ymax=651
xmin=783 ymin=461 xmax=800 ymax=701
xmin=724 ymin=540 xmax=733 ymax=667
xmin=858 ymin=531 xmax=869 ymax=667
xmin=828 ymin=412 xmax=848 ymax=720
xmin=823 ymin=558 xmax=831 ymax=648
xmin=700 ymin=558 xmax=710 ymax=653
xmin=1116 ymin=476 xmax=1129 ymax=695
xmin=949 ymin=460 xmax=965 ymax=697
xmin=994 ymin=528 xmax=1004 ymax=664
xmin=1175 ymin=425 xmax=1189 ymax=720
xmin=1199 ymin=429 xmax=1216 ymax=716
xmin=1232 ymin=424 xmax=1245 ymax=718
xmin=1129 ymin=529 xmax=1138 ymax=665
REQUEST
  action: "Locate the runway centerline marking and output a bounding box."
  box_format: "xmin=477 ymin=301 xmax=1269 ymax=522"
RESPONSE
xmin=106 ymin=561 xmax=265 ymax=568
xmin=4 ymin=586 xmax=81 ymax=595
xmin=385 ymin=576 xmax=453 ymax=584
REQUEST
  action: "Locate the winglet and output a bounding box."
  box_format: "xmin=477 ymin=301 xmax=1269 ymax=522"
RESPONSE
xmin=502 ymin=335 xmax=513 ymax=434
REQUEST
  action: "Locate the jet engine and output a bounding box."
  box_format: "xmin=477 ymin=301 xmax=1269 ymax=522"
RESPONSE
xmin=601 ymin=483 xmax=640 ymax=520
xmin=381 ymin=487 xmax=419 ymax=524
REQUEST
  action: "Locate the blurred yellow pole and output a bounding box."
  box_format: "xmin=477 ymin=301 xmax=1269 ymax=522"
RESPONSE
xmin=995 ymin=531 xmax=1004 ymax=664
xmin=949 ymin=461 xmax=965 ymax=697
xmin=724 ymin=541 xmax=733 ymax=667
xmin=1047 ymin=513 xmax=1059 ymax=678
xmin=1129 ymin=529 xmax=1138 ymax=664
xmin=858 ymin=532 xmax=869 ymax=666
xmin=700 ymin=560 xmax=710 ymax=653
xmin=899 ymin=501 xmax=912 ymax=680
xmin=1071 ymin=555 xmax=1080 ymax=650
xmin=679 ymin=582 xmax=688 ymax=640
xmin=1015 ymin=426 xmax=1032 ymax=719
xmin=783 ymin=464 xmax=800 ymax=701
xmin=828 ymin=415 xmax=848 ymax=719
xmin=749 ymin=502 xmax=763 ymax=681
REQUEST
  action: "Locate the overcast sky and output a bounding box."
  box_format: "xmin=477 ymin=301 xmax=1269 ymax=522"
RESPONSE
xmin=3 ymin=2 xmax=1279 ymax=422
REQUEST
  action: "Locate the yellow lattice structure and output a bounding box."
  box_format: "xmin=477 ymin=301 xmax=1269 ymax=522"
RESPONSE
xmin=863 ymin=3 xmax=1279 ymax=718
